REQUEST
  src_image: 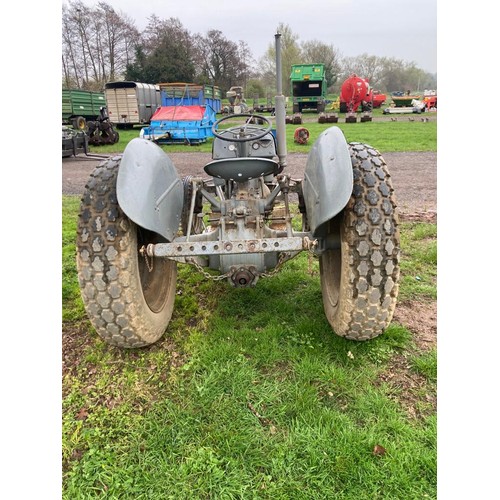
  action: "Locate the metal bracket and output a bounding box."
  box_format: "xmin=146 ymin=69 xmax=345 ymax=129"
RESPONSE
xmin=146 ymin=236 xmax=311 ymax=258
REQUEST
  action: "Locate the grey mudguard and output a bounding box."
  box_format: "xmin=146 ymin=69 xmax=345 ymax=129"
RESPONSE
xmin=302 ymin=126 xmax=353 ymax=236
xmin=117 ymin=138 xmax=183 ymax=242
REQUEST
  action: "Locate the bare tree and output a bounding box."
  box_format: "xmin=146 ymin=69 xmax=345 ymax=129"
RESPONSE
xmin=338 ymin=53 xmax=437 ymax=93
xmin=61 ymin=0 xmax=139 ymax=89
xmin=301 ymin=40 xmax=342 ymax=90
xmin=237 ymin=41 xmax=255 ymax=90
xmin=340 ymin=54 xmax=386 ymax=90
xmin=194 ymin=30 xmax=246 ymax=92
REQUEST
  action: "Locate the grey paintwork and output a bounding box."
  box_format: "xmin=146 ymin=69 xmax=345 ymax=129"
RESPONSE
xmin=204 ymin=157 xmax=280 ymax=182
xmin=302 ymin=126 xmax=353 ymax=236
xmin=117 ymin=138 xmax=184 ymax=242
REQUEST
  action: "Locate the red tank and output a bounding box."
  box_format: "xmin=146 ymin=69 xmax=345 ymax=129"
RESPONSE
xmin=340 ymin=75 xmax=373 ymax=112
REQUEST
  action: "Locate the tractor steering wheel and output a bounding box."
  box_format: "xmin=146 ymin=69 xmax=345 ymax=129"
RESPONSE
xmin=212 ymin=113 xmax=272 ymax=143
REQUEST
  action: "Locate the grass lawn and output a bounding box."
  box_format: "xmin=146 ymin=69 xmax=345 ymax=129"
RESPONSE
xmin=62 ymin=192 xmax=437 ymax=498
xmin=92 ymin=108 xmax=437 ymax=155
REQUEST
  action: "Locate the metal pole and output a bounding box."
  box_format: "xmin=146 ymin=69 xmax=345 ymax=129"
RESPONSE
xmin=275 ymin=32 xmax=283 ymax=95
xmin=274 ymin=32 xmax=287 ymax=169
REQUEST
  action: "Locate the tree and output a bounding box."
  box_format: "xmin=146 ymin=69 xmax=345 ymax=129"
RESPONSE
xmin=95 ymin=2 xmax=139 ymax=82
xmin=339 ymin=54 xmax=386 ymax=91
xmin=237 ymin=40 xmax=256 ymax=90
xmin=245 ymin=79 xmax=265 ymax=99
xmin=194 ymin=30 xmax=247 ymax=92
xmin=301 ymin=40 xmax=342 ymax=90
xmin=61 ymin=0 xmax=139 ymax=89
xmin=125 ymin=17 xmax=196 ymax=84
xmin=337 ymin=54 xmax=437 ymax=94
xmin=259 ymin=23 xmax=302 ymax=96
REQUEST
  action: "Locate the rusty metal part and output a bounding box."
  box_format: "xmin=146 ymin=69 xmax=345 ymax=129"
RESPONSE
xmin=230 ymin=266 xmax=257 ymax=287
xmin=294 ymin=127 xmax=309 ymax=145
xmin=146 ymin=236 xmax=312 ymax=258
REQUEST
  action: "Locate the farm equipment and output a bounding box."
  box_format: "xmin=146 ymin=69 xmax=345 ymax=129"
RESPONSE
xmin=62 ymin=124 xmax=111 ymax=158
xmin=286 ymin=113 xmax=303 ymax=124
xmin=423 ymin=90 xmax=437 ymax=110
xmin=252 ymin=93 xmax=275 ymax=114
xmin=383 ymin=99 xmax=426 ymax=115
xmin=86 ymin=106 xmax=120 ymax=146
xmin=159 ymin=83 xmax=221 ymax=113
xmin=372 ymin=91 xmax=387 ymax=108
xmin=62 ymin=89 xmax=106 ymax=129
xmin=104 ymin=81 xmax=161 ymax=129
xmin=318 ymin=112 xmax=338 ymax=123
xmin=224 ymin=86 xmax=248 ymax=114
xmin=390 ymin=91 xmax=421 ymax=107
xmin=62 ymin=126 xmax=89 ymax=157
xmin=339 ymin=74 xmax=382 ymax=122
xmin=290 ymin=64 xmax=327 ymax=113
xmin=139 ymin=105 xmax=217 ymax=144
xmin=76 ymin=33 xmax=400 ymax=348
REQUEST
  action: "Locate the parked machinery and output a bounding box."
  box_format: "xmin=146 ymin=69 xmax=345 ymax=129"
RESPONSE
xmin=290 ymin=64 xmax=327 ymax=113
xmin=85 ymin=106 xmax=119 ymax=145
xmin=62 ymin=89 xmax=106 ymax=130
xmin=104 ymin=81 xmax=162 ymax=129
xmin=76 ymin=33 xmax=400 ymax=349
xmin=224 ymin=86 xmax=248 ymax=114
xmin=339 ymin=74 xmax=379 ymax=122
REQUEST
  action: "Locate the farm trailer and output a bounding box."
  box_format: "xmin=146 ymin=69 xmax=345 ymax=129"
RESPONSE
xmin=290 ymin=64 xmax=327 ymax=113
xmin=104 ymin=81 xmax=162 ymax=129
xmin=62 ymin=89 xmax=106 ymax=129
xmin=159 ymin=83 xmax=222 ymax=113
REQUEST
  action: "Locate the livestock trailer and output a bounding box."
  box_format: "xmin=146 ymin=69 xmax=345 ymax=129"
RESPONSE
xmin=62 ymin=89 xmax=106 ymax=128
xmin=104 ymin=81 xmax=161 ymax=128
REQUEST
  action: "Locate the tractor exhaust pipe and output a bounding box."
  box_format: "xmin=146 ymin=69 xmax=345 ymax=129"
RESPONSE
xmin=274 ymin=32 xmax=287 ymax=169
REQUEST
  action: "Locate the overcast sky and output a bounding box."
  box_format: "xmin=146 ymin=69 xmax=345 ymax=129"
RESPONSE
xmin=71 ymin=0 xmax=437 ymax=74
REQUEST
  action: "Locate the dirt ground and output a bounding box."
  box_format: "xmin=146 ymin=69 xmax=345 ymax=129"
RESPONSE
xmin=62 ymin=150 xmax=436 ymax=218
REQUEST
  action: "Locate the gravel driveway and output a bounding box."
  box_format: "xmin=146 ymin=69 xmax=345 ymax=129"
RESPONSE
xmin=62 ymin=151 xmax=436 ymax=217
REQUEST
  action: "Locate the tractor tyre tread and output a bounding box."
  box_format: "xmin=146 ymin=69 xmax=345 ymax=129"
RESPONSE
xmin=76 ymin=156 xmax=177 ymax=348
xmin=320 ymin=142 xmax=400 ymax=341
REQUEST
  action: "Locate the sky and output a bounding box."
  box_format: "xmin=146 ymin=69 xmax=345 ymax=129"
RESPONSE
xmin=68 ymin=0 xmax=437 ymax=74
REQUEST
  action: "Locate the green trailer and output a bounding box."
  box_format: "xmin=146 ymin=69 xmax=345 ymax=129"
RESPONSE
xmin=290 ymin=64 xmax=327 ymax=113
xmin=62 ymin=89 xmax=106 ymax=129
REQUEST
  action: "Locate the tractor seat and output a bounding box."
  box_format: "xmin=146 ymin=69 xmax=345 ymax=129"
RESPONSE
xmin=204 ymin=158 xmax=280 ymax=182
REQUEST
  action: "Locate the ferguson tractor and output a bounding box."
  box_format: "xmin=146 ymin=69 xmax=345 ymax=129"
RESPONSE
xmin=76 ymin=34 xmax=400 ymax=348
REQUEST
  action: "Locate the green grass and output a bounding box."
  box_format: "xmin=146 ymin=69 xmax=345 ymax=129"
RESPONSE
xmin=62 ymin=197 xmax=437 ymax=499
xmin=94 ymin=109 xmax=436 ymax=155
xmin=399 ymin=222 xmax=437 ymax=301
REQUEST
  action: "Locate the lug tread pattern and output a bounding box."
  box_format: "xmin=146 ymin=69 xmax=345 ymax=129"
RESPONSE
xmin=321 ymin=143 xmax=400 ymax=340
xmin=76 ymin=157 xmax=176 ymax=348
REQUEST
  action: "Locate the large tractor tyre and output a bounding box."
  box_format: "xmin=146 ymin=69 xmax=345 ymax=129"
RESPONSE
xmin=319 ymin=142 xmax=400 ymax=341
xmin=76 ymin=157 xmax=177 ymax=348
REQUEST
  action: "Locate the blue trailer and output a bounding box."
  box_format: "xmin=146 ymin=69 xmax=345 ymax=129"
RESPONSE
xmin=140 ymin=105 xmax=217 ymax=144
xmin=159 ymin=83 xmax=221 ymax=113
